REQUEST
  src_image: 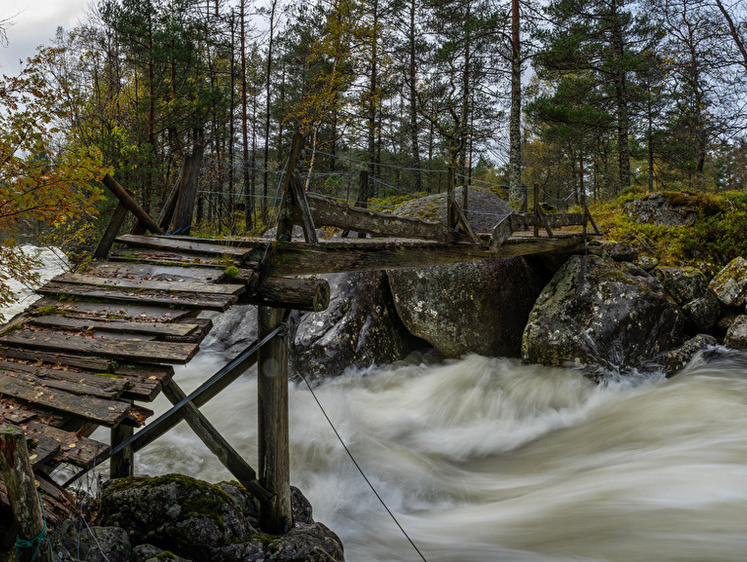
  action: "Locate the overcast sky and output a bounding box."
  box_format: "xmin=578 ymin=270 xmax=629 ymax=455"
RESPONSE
xmin=1 ymin=0 xmax=89 ymax=75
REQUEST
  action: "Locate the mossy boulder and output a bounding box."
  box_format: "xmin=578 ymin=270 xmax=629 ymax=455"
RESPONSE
xmin=653 ymin=266 xmax=721 ymax=333
xmin=660 ymin=334 xmax=718 ymax=376
xmin=710 ymin=257 xmax=747 ymax=308
xmin=522 ymin=255 xmax=686 ymax=374
xmin=724 ymin=315 xmax=747 ymax=348
xmin=96 ymin=475 xmax=343 ymax=562
xmin=50 ymin=520 xmax=132 ymax=562
xmin=388 ymin=258 xmax=547 ymax=358
xmin=624 ymin=191 xmax=720 ymax=226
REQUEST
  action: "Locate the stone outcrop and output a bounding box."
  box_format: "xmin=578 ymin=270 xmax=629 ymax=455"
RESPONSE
xmin=291 ymin=271 xmax=420 ymax=380
xmin=623 ymin=191 xmax=719 ymax=227
xmin=522 ymin=255 xmax=686 ymax=372
xmin=660 ymin=334 xmax=718 ymax=375
xmin=388 ymin=258 xmax=546 ymax=358
xmin=710 ymin=257 xmax=747 ymax=308
xmin=93 ymin=474 xmax=343 ymax=562
xmin=654 ymin=266 xmax=721 ymax=333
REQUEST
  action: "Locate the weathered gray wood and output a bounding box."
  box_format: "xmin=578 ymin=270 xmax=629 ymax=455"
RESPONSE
xmin=510 ymin=213 xmax=586 ymax=229
xmin=0 ymin=360 xmax=128 ymax=397
xmin=116 ymin=233 xmax=251 ymax=258
xmin=257 ymin=306 xmax=292 ymax=533
xmin=290 ymin=193 xmax=454 ymax=242
xmin=86 ymin=262 xmax=223 ymax=283
xmin=110 ymin=248 xmax=237 ymax=268
xmin=161 ymin=380 xmax=272 ymax=503
xmin=0 ymin=427 xmax=50 ymax=562
xmin=242 ymin=277 xmax=330 ymax=312
xmin=289 ymin=173 xmax=319 ymax=245
xmin=157 ymin=174 xmax=182 ymax=232
xmin=585 ymin=207 xmax=602 ymax=235
xmin=102 ymin=174 xmax=164 ymax=235
xmin=25 ymin=422 xmax=109 ymax=468
xmin=0 ymin=346 xmax=113 ymax=372
xmin=110 ymin=422 xmax=133 ymax=478
xmin=491 ymin=214 xmax=515 ymax=248
xmin=277 ymin=133 xmax=306 ymax=242
xmin=172 ymin=142 xmax=205 ymax=234
xmin=0 ymin=329 xmax=200 ymax=364
xmin=30 ymin=298 xmax=194 ymax=322
xmin=0 ymin=376 xmax=130 ymax=426
xmin=50 ymin=273 xmax=244 ymax=296
xmin=94 ymin=201 xmax=129 ymax=259
xmin=38 ymin=281 xmax=237 ymax=311
xmin=450 ymin=199 xmax=480 ymax=245
xmin=30 ymin=315 xmax=206 ymax=339
xmin=0 ymin=367 xmax=126 ymax=400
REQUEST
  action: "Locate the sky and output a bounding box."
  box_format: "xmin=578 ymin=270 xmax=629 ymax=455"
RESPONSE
xmin=1 ymin=0 xmax=89 ymax=75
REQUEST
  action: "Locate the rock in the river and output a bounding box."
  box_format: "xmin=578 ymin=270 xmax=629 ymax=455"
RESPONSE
xmin=388 ymin=258 xmax=546 ymax=358
xmin=522 ymin=255 xmax=686 ymax=372
xmin=653 ymin=267 xmax=710 ymax=305
xmin=623 ymin=191 xmax=720 ymax=226
xmin=199 ymin=305 xmax=258 ymax=357
xmin=96 ymin=475 xmax=343 ymax=562
xmin=50 ymin=520 xmax=132 ymax=562
xmin=710 ymin=257 xmax=747 ymax=308
xmin=661 ymin=334 xmax=718 ymax=375
xmin=724 ymin=315 xmax=747 ymax=348
xmin=292 ymin=271 xmax=419 ymax=380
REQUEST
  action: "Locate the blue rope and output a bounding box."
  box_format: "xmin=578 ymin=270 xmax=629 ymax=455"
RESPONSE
xmin=15 ymin=492 xmax=50 ymax=561
xmin=165 ymin=225 xmax=192 ymax=235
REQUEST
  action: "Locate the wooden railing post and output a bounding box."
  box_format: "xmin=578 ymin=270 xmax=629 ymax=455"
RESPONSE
xmin=110 ymin=421 xmax=134 ymax=479
xmin=257 ymin=306 xmax=292 ymax=534
xmin=0 ymin=427 xmax=50 ymax=562
xmin=533 ymin=184 xmax=540 ymax=238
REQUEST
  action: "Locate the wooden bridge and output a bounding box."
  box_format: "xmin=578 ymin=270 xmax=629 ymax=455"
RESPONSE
xmin=0 ymin=135 xmax=600 ymax=554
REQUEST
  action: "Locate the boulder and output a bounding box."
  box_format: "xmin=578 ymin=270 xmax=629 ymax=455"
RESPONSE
xmin=710 ymin=257 xmax=747 ymax=308
xmin=724 ymin=315 xmax=747 ymax=348
xmin=388 ymin=258 xmax=546 ymax=358
xmin=682 ymin=293 xmax=722 ymax=333
xmin=291 ymin=271 xmax=420 ymax=380
xmin=50 ymin=520 xmax=131 ymax=562
xmin=623 ymin=191 xmax=719 ymax=226
xmin=653 ymin=267 xmax=710 ymax=305
xmin=661 ymin=334 xmax=718 ymax=376
xmin=96 ymin=475 xmax=343 ymax=562
xmin=199 ymin=305 xmax=258 ymax=357
xmin=522 ymin=255 xmax=686 ymax=372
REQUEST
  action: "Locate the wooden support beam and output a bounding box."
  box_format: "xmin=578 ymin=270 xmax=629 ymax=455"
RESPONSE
xmin=172 ymin=142 xmax=205 ymax=235
xmin=242 ymin=277 xmax=330 ymax=312
xmin=102 ymin=174 xmax=164 ymax=235
xmin=342 ymin=170 xmax=369 ymax=239
xmin=0 ymin=427 xmax=50 ymax=562
xmin=110 ymin=422 xmax=133 ymax=479
xmin=115 ymin=234 xmax=253 ymax=258
xmin=490 ymin=214 xmax=516 ymax=249
xmin=290 ymin=173 xmax=319 ymax=245
xmin=94 ymin=201 xmax=129 ymax=259
xmin=450 ymin=199 xmax=480 ymax=245
xmin=161 ymin=380 xmax=272 ymax=503
xmin=257 ymin=306 xmax=292 ymax=534
xmin=277 ymin=133 xmax=305 ymax=242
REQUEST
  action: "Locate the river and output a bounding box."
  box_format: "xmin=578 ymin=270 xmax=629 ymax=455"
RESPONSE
xmin=4 ymin=249 xmax=747 ymax=561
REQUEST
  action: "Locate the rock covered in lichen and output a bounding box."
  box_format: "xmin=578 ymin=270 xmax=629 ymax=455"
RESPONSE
xmin=661 ymin=334 xmax=718 ymax=376
xmin=95 ymin=474 xmax=343 ymax=562
xmin=623 ymin=191 xmax=719 ymax=226
xmin=710 ymin=257 xmax=747 ymax=308
xmin=522 ymin=255 xmax=685 ymax=373
xmin=388 ymin=258 xmax=546 ymax=358
xmin=50 ymin=520 xmax=132 ymax=562
xmin=724 ymin=315 xmax=747 ymax=348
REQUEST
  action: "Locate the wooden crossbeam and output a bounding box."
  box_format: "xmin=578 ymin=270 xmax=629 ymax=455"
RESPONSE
xmin=116 ymin=234 xmax=252 ymax=258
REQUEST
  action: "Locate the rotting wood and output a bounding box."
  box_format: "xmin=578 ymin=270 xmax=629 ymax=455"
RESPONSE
xmin=0 ymin=427 xmax=50 ymax=562
xmin=25 ymin=422 xmax=109 ymax=468
xmin=51 ymin=273 xmax=244 ymax=296
xmin=0 ymin=376 xmax=130 ymax=426
xmin=171 ymin=142 xmax=205 ymax=235
xmin=0 ymin=361 xmax=129 ymax=398
xmin=29 ymin=315 xmax=206 ymax=340
xmin=116 ymin=234 xmax=252 ymax=258
xmin=290 ymin=192 xmax=455 ymax=243
xmin=38 ymin=282 xmax=237 ymax=312
xmin=102 ymin=174 xmax=163 ymax=235
xmin=290 ymin=173 xmax=319 ymax=245
xmin=242 ymin=277 xmax=330 ymax=312
xmin=110 ymin=420 xmax=133 ymax=478
xmin=110 ymin=248 xmax=239 ymax=268
xmin=94 ymin=200 xmax=129 ymax=260
xmin=161 ymin=380 xmax=273 ymax=503
xmin=0 ymin=368 xmax=125 ymax=400
xmin=85 ymin=262 xmax=223 ymax=283
xmin=277 ymin=133 xmax=306 ymax=242
xmin=29 ymin=298 xmax=194 ymax=322
xmin=491 ymin=214 xmax=515 ymax=248
xmin=257 ymin=306 xmax=292 ymax=534
xmin=0 ymin=329 xmax=200 ymax=365
xmin=342 ymin=170 xmax=369 ymax=239
xmin=0 ymin=346 xmax=113 ymax=372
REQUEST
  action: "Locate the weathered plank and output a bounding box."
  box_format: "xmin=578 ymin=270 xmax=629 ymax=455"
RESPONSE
xmin=38 ymin=282 xmax=237 ymax=311
xmin=0 ymin=346 xmax=113 ymax=371
xmin=0 ymin=329 xmax=200 ymax=365
xmin=510 ymin=212 xmax=586 ymax=229
xmin=30 ymin=298 xmax=194 ymax=322
xmin=86 ymin=262 xmax=223 ymax=283
xmin=50 ymin=273 xmax=244 ymax=296
xmin=111 ymin=364 xmax=173 ymax=402
xmin=116 ymin=234 xmax=252 ymax=258
xmin=290 ymin=193 xmax=455 ymax=242
xmin=0 ymin=361 xmax=129 ymax=398
xmin=25 ymin=422 xmax=109 ymax=468
xmin=30 ymin=315 xmax=208 ymax=340
xmin=110 ymin=248 xmax=239 ymax=267
xmin=0 ymin=376 xmax=130 ymax=426
xmin=0 ymin=368 xmax=125 ymax=400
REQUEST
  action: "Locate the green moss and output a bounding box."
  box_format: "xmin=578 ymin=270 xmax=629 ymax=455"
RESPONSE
xmin=155 ymin=552 xmax=179 ymax=560
xmin=0 ymin=323 xmax=23 ymax=336
xmin=223 ymin=265 xmax=239 ymax=279
xmin=94 ymin=372 xmax=124 ymax=379
xmin=106 ymin=312 xmax=132 ymax=320
xmin=34 ymin=305 xmax=59 ymax=316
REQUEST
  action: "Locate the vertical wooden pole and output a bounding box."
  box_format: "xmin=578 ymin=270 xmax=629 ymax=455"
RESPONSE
xmin=110 ymin=423 xmax=134 ymax=479
xmin=446 ymin=167 xmax=456 ymax=230
xmin=172 ymin=141 xmax=206 ymax=235
xmin=533 ymin=184 xmax=540 ymax=238
xmin=0 ymin=428 xmax=50 ymax=562
xmin=93 ymin=201 xmax=129 ymax=259
xmin=257 ymin=306 xmax=292 ymax=534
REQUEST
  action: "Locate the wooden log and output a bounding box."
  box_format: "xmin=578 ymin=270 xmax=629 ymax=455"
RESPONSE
xmin=110 ymin=422 xmax=133 ymax=478
xmin=161 ymin=380 xmax=273 ymax=503
xmin=0 ymin=329 xmax=200 ymax=365
xmin=50 ymin=273 xmax=244 ymax=296
xmin=38 ymin=281 xmax=237 ymax=312
xmin=172 ymin=142 xmax=205 ymax=234
xmin=510 ymin=213 xmax=586 ymax=229
xmin=157 ymin=174 xmax=182 ymax=232
xmin=93 ymin=201 xmax=129 ymax=259
xmin=242 ymin=277 xmax=330 ymax=312
xmin=0 ymin=427 xmax=50 ymax=562
xmin=257 ymin=306 xmax=292 ymax=533
xmin=290 ymin=193 xmax=454 ymax=243
xmin=115 ymin=234 xmax=252 ymax=258
xmin=102 ymin=174 xmax=164 ymax=235
xmin=277 ymin=133 xmax=305 ymax=242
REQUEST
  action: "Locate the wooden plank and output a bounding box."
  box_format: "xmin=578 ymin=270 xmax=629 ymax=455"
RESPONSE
xmin=0 ymin=329 xmax=200 ymax=365
xmin=25 ymin=422 xmax=109 ymax=468
xmin=110 ymin=248 xmax=240 ymax=267
xmin=50 ymin=273 xmax=244 ymax=296
xmin=0 ymin=361 xmax=129 ymax=398
xmin=290 ymin=193 xmax=455 ymax=243
xmin=0 ymin=376 xmax=130 ymax=426
xmin=38 ymin=282 xmax=237 ymax=312
xmin=86 ymin=262 xmax=223 ymax=283
xmin=26 ymin=431 xmax=61 ymax=469
xmin=116 ymin=234 xmax=251 ymax=258
xmin=111 ymin=364 xmax=173 ymax=402
xmin=0 ymin=368 xmax=125 ymax=400
xmin=510 ymin=212 xmax=586 ymax=228
xmin=491 ymin=214 xmax=515 ymax=248
xmin=289 ymin=173 xmax=319 ymax=245
xmin=30 ymin=315 xmax=205 ymax=339
xmin=258 ymin=236 xmax=589 ymax=275
xmin=29 ymin=298 xmax=194 ymax=322
xmin=0 ymin=346 xmax=113 ymax=371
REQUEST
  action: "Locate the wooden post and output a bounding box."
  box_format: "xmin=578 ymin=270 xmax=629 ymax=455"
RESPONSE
xmin=533 ymin=184 xmax=540 ymax=238
xmin=110 ymin=422 xmax=134 ymax=479
xmin=172 ymin=142 xmax=206 ymax=235
xmin=277 ymin=133 xmax=305 ymax=242
xmin=446 ymin=167 xmax=456 ymax=230
xmin=0 ymin=427 xmax=50 ymax=562
xmin=93 ymin=201 xmax=129 ymax=259
xmin=257 ymin=306 xmax=292 ymax=534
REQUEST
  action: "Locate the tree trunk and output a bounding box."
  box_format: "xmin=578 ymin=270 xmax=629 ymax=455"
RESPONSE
xmin=509 ymin=0 xmax=522 ymax=198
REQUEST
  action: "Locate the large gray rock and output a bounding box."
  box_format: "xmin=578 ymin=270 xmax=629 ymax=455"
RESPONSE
xmin=623 ymin=191 xmax=719 ymax=226
xmin=710 ymin=257 xmax=747 ymax=308
xmin=291 ymin=271 xmax=419 ymax=380
xmin=522 ymin=255 xmax=686 ymax=372
xmin=724 ymin=315 xmax=747 ymax=348
xmin=653 ymin=267 xmax=710 ymax=305
xmin=388 ymin=258 xmax=546 ymax=358
xmin=661 ymin=334 xmax=718 ymax=376
xmin=199 ymin=305 xmax=258 ymax=357
xmin=97 ymin=475 xmax=343 ymax=562
xmin=50 ymin=520 xmax=131 ymax=562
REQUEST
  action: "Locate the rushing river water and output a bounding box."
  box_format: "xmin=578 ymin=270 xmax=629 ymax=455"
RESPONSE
xmin=4 ymin=248 xmax=747 ymax=561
